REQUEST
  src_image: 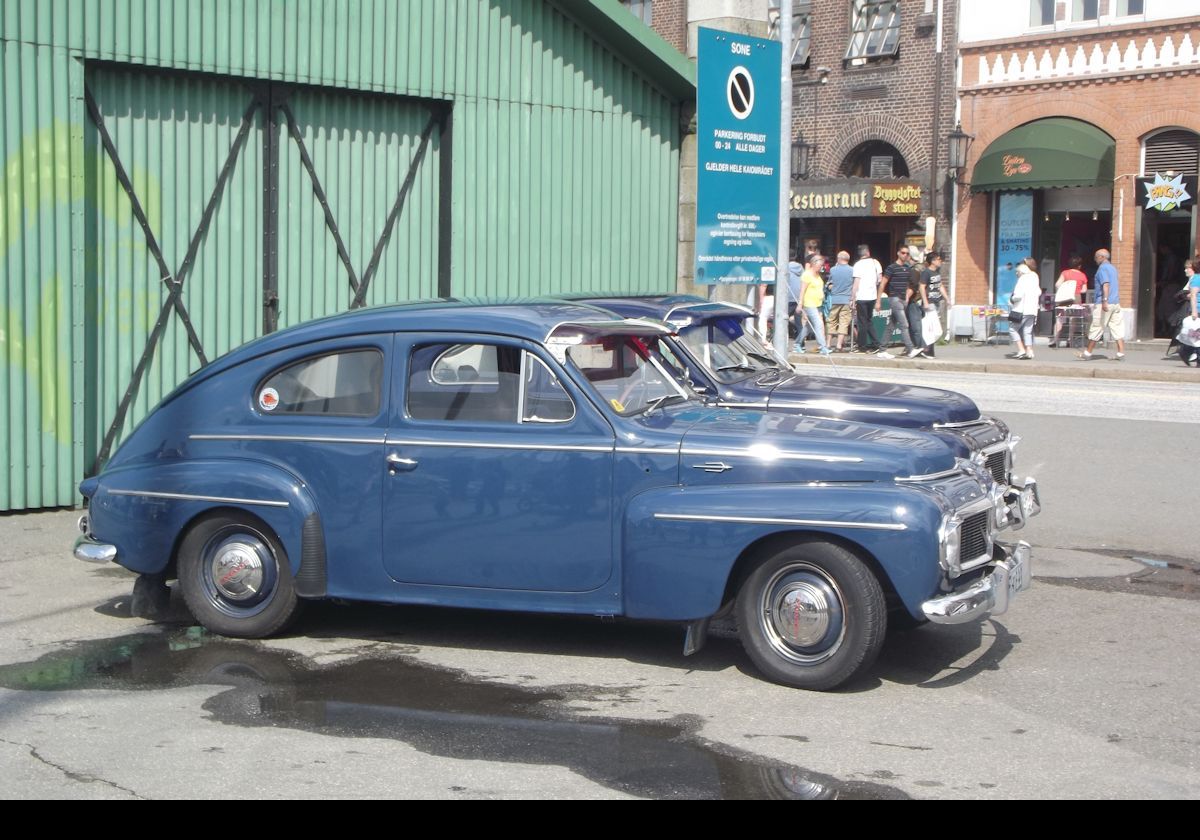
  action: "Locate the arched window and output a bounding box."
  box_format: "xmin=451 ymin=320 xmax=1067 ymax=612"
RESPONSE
xmin=1143 ymin=129 xmax=1199 ymax=176
xmin=840 ymin=140 xmax=909 ymax=178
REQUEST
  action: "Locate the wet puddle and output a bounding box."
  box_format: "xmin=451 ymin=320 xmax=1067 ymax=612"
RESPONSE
xmin=0 ymin=628 xmax=906 ymax=799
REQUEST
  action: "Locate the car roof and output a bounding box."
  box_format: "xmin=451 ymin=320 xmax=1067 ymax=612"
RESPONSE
xmin=573 ymin=294 xmax=752 ymax=323
xmin=195 ymin=298 xmax=621 ymax=383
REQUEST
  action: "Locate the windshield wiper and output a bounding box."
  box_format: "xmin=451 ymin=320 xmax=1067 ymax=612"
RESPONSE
xmin=756 ymin=368 xmax=796 ymax=387
xmin=746 ymin=351 xmax=783 ymax=367
xmin=715 ymin=363 xmax=757 ymax=373
xmin=641 ymin=393 xmax=690 ymax=416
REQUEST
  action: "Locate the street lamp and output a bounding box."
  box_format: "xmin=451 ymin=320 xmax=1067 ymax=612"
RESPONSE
xmin=947 ymin=123 xmax=973 ymax=180
xmin=791 ymin=140 xmax=814 ymax=180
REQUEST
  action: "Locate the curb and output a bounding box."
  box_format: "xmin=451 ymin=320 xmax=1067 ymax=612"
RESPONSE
xmin=788 ymin=352 xmax=1199 ymax=383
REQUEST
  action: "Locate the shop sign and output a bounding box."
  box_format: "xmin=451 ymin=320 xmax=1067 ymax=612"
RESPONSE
xmin=1140 ymin=173 xmax=1194 ymax=213
xmin=789 ymin=179 xmax=923 ymax=218
xmin=1001 ymin=154 xmax=1033 ymax=178
xmin=695 ymin=29 xmax=781 ymax=285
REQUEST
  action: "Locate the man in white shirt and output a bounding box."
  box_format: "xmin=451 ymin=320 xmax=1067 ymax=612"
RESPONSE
xmin=851 ymin=245 xmax=890 ymax=357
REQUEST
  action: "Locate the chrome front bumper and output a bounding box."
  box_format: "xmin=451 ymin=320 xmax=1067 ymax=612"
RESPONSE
xmin=1002 ymin=477 xmax=1041 ymax=530
xmin=922 ymin=540 xmax=1032 ymax=625
xmin=74 ymin=535 xmax=118 ymax=564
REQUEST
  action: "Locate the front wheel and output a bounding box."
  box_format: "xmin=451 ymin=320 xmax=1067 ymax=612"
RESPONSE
xmin=178 ymin=513 xmax=303 ymax=638
xmin=735 ymin=541 xmax=886 ymax=690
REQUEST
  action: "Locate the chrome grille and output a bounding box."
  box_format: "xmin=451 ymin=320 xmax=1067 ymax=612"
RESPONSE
xmin=961 ymin=510 xmax=991 ymax=563
xmin=985 ymin=450 xmax=1008 ymax=484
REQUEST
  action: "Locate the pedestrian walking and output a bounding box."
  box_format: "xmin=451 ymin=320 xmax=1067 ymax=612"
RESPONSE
xmin=879 ymin=245 xmax=919 ymax=358
xmin=796 ymin=254 xmax=832 ymax=356
xmin=827 ymin=251 xmax=854 ymax=352
xmin=851 ymin=245 xmax=887 ymax=356
xmin=918 ymin=252 xmax=945 ymax=357
xmin=1078 ymin=248 xmax=1126 ymax=361
xmin=1178 ymin=260 xmax=1200 ymax=367
xmin=1051 ymin=255 xmax=1088 ymax=348
xmin=1008 ymin=258 xmax=1042 ymax=360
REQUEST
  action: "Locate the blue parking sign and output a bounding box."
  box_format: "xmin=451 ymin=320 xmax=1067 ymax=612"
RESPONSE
xmin=695 ymin=28 xmax=781 ymax=285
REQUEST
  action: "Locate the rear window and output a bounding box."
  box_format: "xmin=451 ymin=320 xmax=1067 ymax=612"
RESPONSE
xmin=256 ymin=350 xmax=383 ymax=416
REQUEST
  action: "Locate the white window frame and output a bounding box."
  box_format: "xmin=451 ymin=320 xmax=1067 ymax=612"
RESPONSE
xmin=768 ymin=2 xmax=813 ymax=67
xmin=845 ymin=0 xmax=901 ymax=64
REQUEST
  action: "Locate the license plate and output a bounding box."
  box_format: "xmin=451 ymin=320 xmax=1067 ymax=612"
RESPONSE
xmin=1007 ymin=551 xmax=1028 ymax=600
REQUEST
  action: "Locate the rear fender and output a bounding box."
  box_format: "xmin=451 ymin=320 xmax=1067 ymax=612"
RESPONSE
xmin=83 ymin=460 xmax=319 ymax=579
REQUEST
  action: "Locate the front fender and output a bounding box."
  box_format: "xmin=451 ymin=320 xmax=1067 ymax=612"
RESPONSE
xmin=83 ymin=459 xmax=319 ymax=579
xmin=621 ymin=482 xmax=944 ymax=620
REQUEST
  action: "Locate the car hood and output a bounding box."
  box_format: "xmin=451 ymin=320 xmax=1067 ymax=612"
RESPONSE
xmin=761 ymin=373 xmax=980 ymax=428
xmin=677 ymin=407 xmax=957 ymax=485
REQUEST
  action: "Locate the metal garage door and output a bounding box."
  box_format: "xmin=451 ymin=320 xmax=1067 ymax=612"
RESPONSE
xmin=85 ymin=66 xmax=442 ymax=472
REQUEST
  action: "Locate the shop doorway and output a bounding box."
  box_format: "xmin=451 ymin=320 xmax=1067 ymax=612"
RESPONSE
xmin=1142 ymin=220 xmax=1193 ymax=337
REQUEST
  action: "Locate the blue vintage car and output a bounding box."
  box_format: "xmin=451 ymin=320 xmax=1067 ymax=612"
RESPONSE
xmin=575 ymin=295 xmax=1040 ymax=528
xmin=74 ymin=300 xmax=1031 ymax=691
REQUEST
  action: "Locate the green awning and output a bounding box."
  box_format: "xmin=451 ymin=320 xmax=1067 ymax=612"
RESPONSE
xmin=971 ymin=118 xmax=1115 ymax=192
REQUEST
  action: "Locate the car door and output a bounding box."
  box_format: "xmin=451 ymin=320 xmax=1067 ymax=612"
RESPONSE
xmin=382 ymin=333 xmax=616 ymax=592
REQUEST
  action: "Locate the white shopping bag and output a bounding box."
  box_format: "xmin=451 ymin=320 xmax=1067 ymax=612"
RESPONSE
xmin=921 ymin=309 xmax=942 ymax=346
xmin=1178 ymin=316 xmax=1200 ymax=347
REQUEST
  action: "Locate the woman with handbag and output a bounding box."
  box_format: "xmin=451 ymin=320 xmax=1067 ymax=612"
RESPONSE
xmin=1009 ymin=258 xmax=1042 ymax=360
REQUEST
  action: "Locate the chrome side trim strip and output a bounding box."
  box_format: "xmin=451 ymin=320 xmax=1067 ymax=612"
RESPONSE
xmin=109 ymin=489 xmax=290 ymax=508
xmin=679 ymin=447 xmax=863 ymax=464
xmin=190 ymin=434 xmax=384 ymax=445
xmin=896 ymin=467 xmax=962 ymax=483
xmin=615 ymin=446 xmax=679 ymax=455
xmin=789 ymin=401 xmax=909 ymax=414
xmin=653 ymin=513 xmax=907 ymax=531
xmin=387 ymin=439 xmax=613 ymax=453
xmin=933 ymin=419 xmax=991 ymax=430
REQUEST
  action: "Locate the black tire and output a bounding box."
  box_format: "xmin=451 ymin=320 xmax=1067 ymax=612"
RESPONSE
xmin=735 ymin=541 xmax=886 ymax=691
xmin=177 ymin=512 xmax=303 ymax=639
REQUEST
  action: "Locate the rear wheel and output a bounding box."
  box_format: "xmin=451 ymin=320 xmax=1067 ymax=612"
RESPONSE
xmin=735 ymin=541 xmax=886 ymax=690
xmin=178 ymin=513 xmax=302 ymax=638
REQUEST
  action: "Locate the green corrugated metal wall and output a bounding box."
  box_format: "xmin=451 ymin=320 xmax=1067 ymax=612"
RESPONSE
xmin=0 ymin=0 xmax=687 ymax=510
xmin=277 ymin=87 xmax=442 ymax=323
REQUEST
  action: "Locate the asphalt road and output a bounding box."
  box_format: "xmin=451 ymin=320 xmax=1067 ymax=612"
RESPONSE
xmin=1 ymin=369 xmax=1197 ymax=799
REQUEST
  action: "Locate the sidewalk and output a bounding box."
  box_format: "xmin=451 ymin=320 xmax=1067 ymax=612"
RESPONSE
xmin=787 ymin=337 xmax=1199 ymax=383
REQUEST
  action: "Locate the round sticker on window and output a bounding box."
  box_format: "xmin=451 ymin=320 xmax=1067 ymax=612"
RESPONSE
xmin=258 ymin=387 xmax=280 ymax=412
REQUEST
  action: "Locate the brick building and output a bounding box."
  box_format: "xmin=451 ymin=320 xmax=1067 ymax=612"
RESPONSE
xmin=779 ymin=0 xmax=959 ymax=274
xmin=953 ymin=1 xmax=1200 ymax=339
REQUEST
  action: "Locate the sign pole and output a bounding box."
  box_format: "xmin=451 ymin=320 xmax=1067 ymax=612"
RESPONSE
xmin=774 ymin=1 xmax=793 ymax=360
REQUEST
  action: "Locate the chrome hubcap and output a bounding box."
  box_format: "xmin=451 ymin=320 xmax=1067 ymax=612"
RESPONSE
xmin=771 ymin=581 xmax=832 ymax=647
xmin=207 ymin=536 xmax=269 ymax=603
xmin=760 ymin=564 xmax=846 ymax=665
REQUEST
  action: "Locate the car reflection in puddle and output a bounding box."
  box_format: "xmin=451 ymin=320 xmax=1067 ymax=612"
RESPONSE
xmin=0 ymin=628 xmax=907 ymax=799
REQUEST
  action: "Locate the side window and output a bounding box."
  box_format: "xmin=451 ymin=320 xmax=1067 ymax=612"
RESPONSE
xmin=408 ymin=342 xmax=577 ymax=425
xmin=257 ymin=350 xmax=382 ymax=416
xmin=522 ymin=355 xmax=575 ymax=423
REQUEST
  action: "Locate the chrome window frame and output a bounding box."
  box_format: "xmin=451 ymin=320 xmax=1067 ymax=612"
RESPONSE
xmin=520 ymin=353 xmax=576 ymax=425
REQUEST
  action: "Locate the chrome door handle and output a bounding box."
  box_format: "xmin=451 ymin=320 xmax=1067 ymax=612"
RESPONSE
xmin=386 ymin=453 xmax=419 ymax=473
xmin=691 ymin=462 xmax=733 ymax=474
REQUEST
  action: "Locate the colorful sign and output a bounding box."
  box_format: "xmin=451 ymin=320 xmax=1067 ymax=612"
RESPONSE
xmin=994 ymin=191 xmax=1034 ymax=305
xmin=1141 ymin=172 xmax=1194 ymax=213
xmin=789 ymin=180 xmax=924 ymax=218
xmin=695 ymin=28 xmax=781 ymax=285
